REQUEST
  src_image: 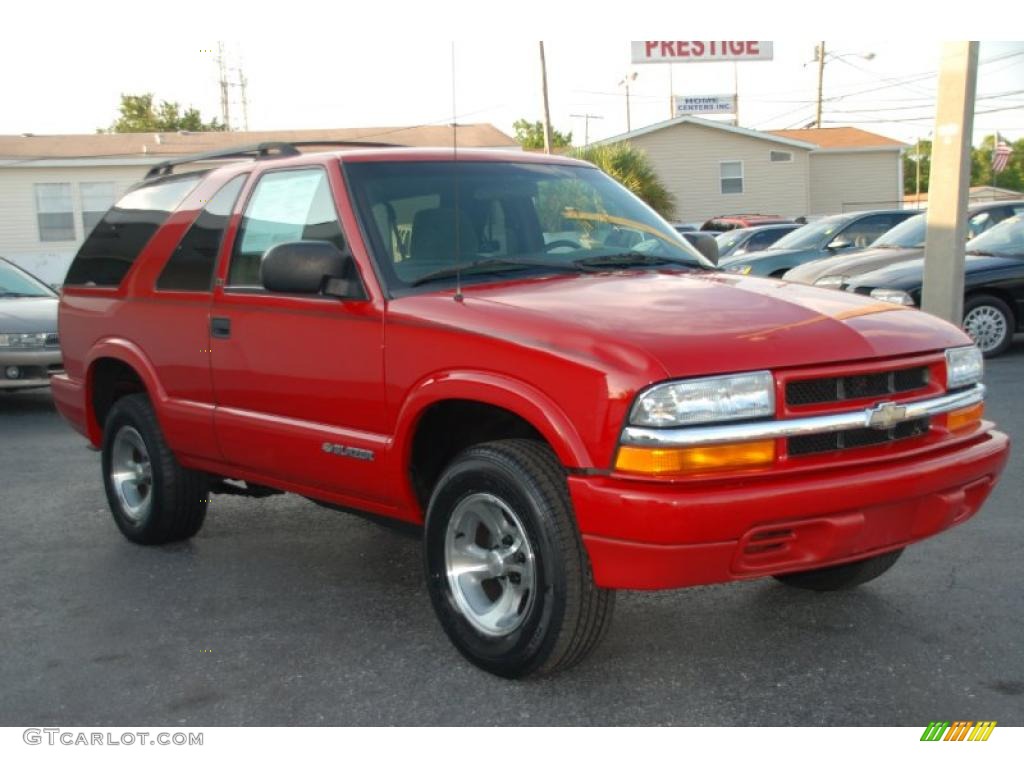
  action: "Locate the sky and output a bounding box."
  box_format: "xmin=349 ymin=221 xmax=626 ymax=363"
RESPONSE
xmin=1 ymin=5 xmax=1022 ymax=148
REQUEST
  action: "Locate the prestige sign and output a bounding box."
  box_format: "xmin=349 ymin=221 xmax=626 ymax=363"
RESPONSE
xmin=675 ymin=94 xmax=736 ymax=116
xmin=632 ymin=41 xmax=773 ymax=63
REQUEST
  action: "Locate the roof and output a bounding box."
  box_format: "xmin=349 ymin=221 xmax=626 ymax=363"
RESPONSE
xmin=593 ymin=115 xmax=819 ymax=151
xmin=0 ymin=124 xmax=518 ymax=161
xmin=905 ymin=186 xmax=1024 ymax=204
xmin=767 ymin=127 xmax=906 ymax=151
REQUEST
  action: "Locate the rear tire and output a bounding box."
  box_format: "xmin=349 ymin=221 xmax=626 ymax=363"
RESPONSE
xmin=101 ymin=394 xmax=209 ymax=544
xmin=773 ymin=548 xmax=903 ymax=591
xmin=963 ymin=294 xmax=1014 ymax=357
xmin=424 ymin=439 xmax=614 ymax=678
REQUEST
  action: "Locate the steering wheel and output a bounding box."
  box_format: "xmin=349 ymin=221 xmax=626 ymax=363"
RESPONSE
xmin=544 ymin=239 xmax=583 ymax=251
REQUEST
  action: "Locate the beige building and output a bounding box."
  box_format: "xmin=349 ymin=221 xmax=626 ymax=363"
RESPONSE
xmin=0 ymin=124 xmax=518 ymax=285
xmin=596 ymin=116 xmax=906 ymax=223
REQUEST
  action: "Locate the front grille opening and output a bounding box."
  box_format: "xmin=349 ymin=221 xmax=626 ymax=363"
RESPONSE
xmin=744 ymin=528 xmax=794 ymax=555
xmin=788 ymin=416 xmax=931 ymax=457
xmin=786 ymin=366 xmax=929 ymax=407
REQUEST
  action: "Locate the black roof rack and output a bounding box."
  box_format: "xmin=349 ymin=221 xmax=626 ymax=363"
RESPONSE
xmin=144 ymin=139 xmax=402 ymax=179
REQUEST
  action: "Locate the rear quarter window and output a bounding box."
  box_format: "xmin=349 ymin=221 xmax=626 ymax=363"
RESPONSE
xmin=64 ymin=175 xmax=200 ymax=287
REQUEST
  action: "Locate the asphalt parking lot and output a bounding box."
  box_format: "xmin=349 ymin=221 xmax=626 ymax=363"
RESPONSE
xmin=1 ymin=347 xmax=1023 ymax=727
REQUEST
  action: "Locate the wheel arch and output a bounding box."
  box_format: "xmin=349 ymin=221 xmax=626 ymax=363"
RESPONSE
xmin=394 ymin=371 xmax=592 ymax=515
xmin=83 ymin=339 xmax=166 ymax=446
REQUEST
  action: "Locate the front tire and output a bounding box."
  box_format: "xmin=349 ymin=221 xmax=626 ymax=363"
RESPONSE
xmin=963 ymin=294 xmax=1014 ymax=357
xmin=424 ymin=439 xmax=614 ymax=678
xmin=773 ymin=548 xmax=903 ymax=591
xmin=101 ymin=394 xmax=209 ymax=544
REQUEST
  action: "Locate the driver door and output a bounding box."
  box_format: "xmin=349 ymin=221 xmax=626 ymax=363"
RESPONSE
xmin=210 ymin=164 xmax=391 ymax=507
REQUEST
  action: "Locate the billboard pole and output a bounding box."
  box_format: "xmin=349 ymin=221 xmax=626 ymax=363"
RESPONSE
xmin=733 ymin=62 xmax=740 ymax=126
xmin=668 ymin=64 xmax=675 ymax=119
xmin=539 ymin=41 xmax=554 ymax=154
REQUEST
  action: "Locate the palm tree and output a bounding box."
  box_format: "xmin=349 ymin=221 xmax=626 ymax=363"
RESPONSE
xmin=572 ymin=142 xmax=675 ymax=220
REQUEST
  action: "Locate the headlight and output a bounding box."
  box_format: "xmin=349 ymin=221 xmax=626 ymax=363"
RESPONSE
xmin=630 ymin=371 xmax=775 ymax=427
xmin=869 ymin=288 xmax=915 ymax=306
xmin=727 ymin=265 xmax=752 ymax=275
xmin=814 ymin=275 xmax=848 ymax=289
xmin=0 ymin=332 xmax=48 ymax=348
xmin=945 ymin=345 xmax=984 ymax=389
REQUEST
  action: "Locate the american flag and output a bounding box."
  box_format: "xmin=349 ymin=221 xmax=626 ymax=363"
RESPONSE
xmin=992 ymin=135 xmax=1013 ymax=174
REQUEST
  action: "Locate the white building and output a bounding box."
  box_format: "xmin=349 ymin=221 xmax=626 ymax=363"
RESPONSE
xmin=595 ymin=116 xmax=907 ymax=224
xmin=0 ymin=125 xmax=519 ymax=285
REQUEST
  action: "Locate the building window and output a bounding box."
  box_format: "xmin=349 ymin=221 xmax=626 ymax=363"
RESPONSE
xmin=720 ymin=161 xmax=743 ymax=194
xmin=34 ymin=183 xmax=75 ymax=242
xmin=80 ymin=182 xmax=116 ymax=236
xmin=769 ymin=150 xmax=793 ymax=163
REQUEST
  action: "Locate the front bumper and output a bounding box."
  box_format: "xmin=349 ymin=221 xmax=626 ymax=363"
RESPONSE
xmin=571 ymin=427 xmax=1009 ymax=590
xmin=0 ymin=348 xmax=62 ymax=389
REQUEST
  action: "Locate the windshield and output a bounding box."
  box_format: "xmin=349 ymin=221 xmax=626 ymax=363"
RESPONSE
xmin=715 ymin=230 xmax=747 ymax=251
xmin=966 ymin=215 xmax=1024 ymax=258
xmin=345 ymin=160 xmax=710 ymax=293
xmin=767 ymin=215 xmax=849 ymax=251
xmin=0 ymin=260 xmax=55 ymax=298
xmin=871 ymin=214 xmax=926 ymax=248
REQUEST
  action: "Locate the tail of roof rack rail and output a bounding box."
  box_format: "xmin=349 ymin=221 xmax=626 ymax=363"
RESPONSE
xmin=144 ymin=139 xmax=403 ymax=179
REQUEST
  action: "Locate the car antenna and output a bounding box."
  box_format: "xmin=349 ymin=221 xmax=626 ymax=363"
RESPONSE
xmin=451 ymin=41 xmax=463 ymax=303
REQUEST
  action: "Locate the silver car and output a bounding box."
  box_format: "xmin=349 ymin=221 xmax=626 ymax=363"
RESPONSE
xmin=0 ymin=258 xmax=62 ymax=390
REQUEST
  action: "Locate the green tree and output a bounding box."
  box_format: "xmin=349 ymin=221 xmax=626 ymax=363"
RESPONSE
xmin=101 ymin=93 xmax=225 ymax=133
xmin=903 ymin=138 xmax=932 ymax=196
xmin=905 ymin=134 xmax=1024 ymax=196
xmin=513 ymin=119 xmax=572 ymax=149
xmin=572 ymin=142 xmax=675 ymax=219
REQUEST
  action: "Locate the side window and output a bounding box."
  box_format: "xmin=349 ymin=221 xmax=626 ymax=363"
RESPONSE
xmin=837 ymin=215 xmax=898 ymax=249
xmin=229 ymin=168 xmax=344 ymax=287
xmin=64 ymin=176 xmax=200 ymax=287
xmin=746 ymin=228 xmax=780 ymax=252
xmin=156 ymin=175 xmax=247 ymax=292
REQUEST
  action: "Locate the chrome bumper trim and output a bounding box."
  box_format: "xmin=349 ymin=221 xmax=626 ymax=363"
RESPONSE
xmin=620 ymin=383 xmax=986 ymax=448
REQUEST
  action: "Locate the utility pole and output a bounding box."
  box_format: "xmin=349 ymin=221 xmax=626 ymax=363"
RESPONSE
xmin=921 ymin=41 xmax=979 ymax=325
xmin=570 ymin=113 xmax=603 ymax=146
xmin=237 ymin=64 xmax=250 ymax=131
xmin=217 ymin=41 xmax=231 ymax=131
xmin=916 ymin=137 xmax=922 ymax=208
xmin=539 ymin=42 xmax=554 ymax=154
xmin=815 ymin=41 xmax=826 ymax=128
xmin=619 ymin=72 xmax=637 ymax=133
xmin=668 ymin=64 xmax=675 ymax=119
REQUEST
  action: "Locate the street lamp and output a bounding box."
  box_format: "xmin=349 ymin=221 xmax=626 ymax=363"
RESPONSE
xmin=619 ymin=72 xmax=638 ymax=132
xmin=811 ymin=43 xmax=876 ymax=128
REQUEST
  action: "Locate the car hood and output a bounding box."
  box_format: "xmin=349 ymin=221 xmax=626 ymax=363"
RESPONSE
xmin=847 ymin=253 xmax=1024 ymax=291
xmin=0 ymin=297 xmax=58 ymax=333
xmin=395 ymin=271 xmax=968 ymax=381
xmin=785 ymin=246 xmax=924 ymax=284
xmin=720 ymin=245 xmax=816 ymax=266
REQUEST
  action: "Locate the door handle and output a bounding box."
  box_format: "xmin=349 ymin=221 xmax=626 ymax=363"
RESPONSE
xmin=211 ymin=317 xmax=231 ymax=339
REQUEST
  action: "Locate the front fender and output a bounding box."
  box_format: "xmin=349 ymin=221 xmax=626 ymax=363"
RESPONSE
xmin=392 ymin=369 xmax=593 ymax=472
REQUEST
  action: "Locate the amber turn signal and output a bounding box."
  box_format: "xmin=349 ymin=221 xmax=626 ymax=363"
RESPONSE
xmin=615 ymin=440 xmax=776 ymax=476
xmin=947 ymin=402 xmax=984 ymax=432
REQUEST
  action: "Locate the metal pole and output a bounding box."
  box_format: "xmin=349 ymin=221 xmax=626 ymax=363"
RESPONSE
xmin=916 ymin=137 xmax=922 ymax=208
xmin=921 ymin=41 xmax=979 ymax=324
xmin=668 ymin=64 xmax=674 ymax=119
xmin=815 ymin=41 xmax=826 ymax=129
xmin=539 ymin=42 xmax=554 ymax=154
xmin=625 ymin=82 xmax=631 ymax=133
xmin=733 ymin=63 xmax=741 ymax=128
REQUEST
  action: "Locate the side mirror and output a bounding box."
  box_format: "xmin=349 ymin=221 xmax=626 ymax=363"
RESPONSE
xmin=684 ymin=232 xmax=720 ymax=265
xmin=827 ymin=235 xmax=854 ymax=250
xmin=260 ymin=241 xmax=364 ymax=299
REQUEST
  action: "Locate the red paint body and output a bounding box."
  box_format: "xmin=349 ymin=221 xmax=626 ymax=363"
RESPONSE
xmin=53 ymin=149 xmax=1010 ymax=589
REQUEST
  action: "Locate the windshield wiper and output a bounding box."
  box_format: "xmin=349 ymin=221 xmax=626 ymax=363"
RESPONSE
xmin=966 ymin=250 xmax=999 ymax=257
xmin=409 ymin=258 xmax=583 ymax=287
xmin=572 ymin=252 xmax=700 ymax=270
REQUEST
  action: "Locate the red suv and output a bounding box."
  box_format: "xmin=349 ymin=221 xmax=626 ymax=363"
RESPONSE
xmin=701 ymin=213 xmax=794 ymax=231
xmin=54 ymin=142 xmax=1009 ymax=678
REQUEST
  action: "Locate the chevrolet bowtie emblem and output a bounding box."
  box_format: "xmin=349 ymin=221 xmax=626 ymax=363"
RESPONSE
xmin=866 ymin=401 xmax=908 ymax=430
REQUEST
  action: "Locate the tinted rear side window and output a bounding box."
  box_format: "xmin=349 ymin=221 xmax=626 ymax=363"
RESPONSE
xmin=156 ymin=175 xmax=247 ymax=291
xmin=64 ymin=176 xmax=200 ymax=287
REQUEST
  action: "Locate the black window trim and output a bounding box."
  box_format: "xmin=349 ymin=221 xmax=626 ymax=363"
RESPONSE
xmin=153 ymin=172 xmax=249 ymax=294
xmin=223 ymin=163 xmax=364 ymax=301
